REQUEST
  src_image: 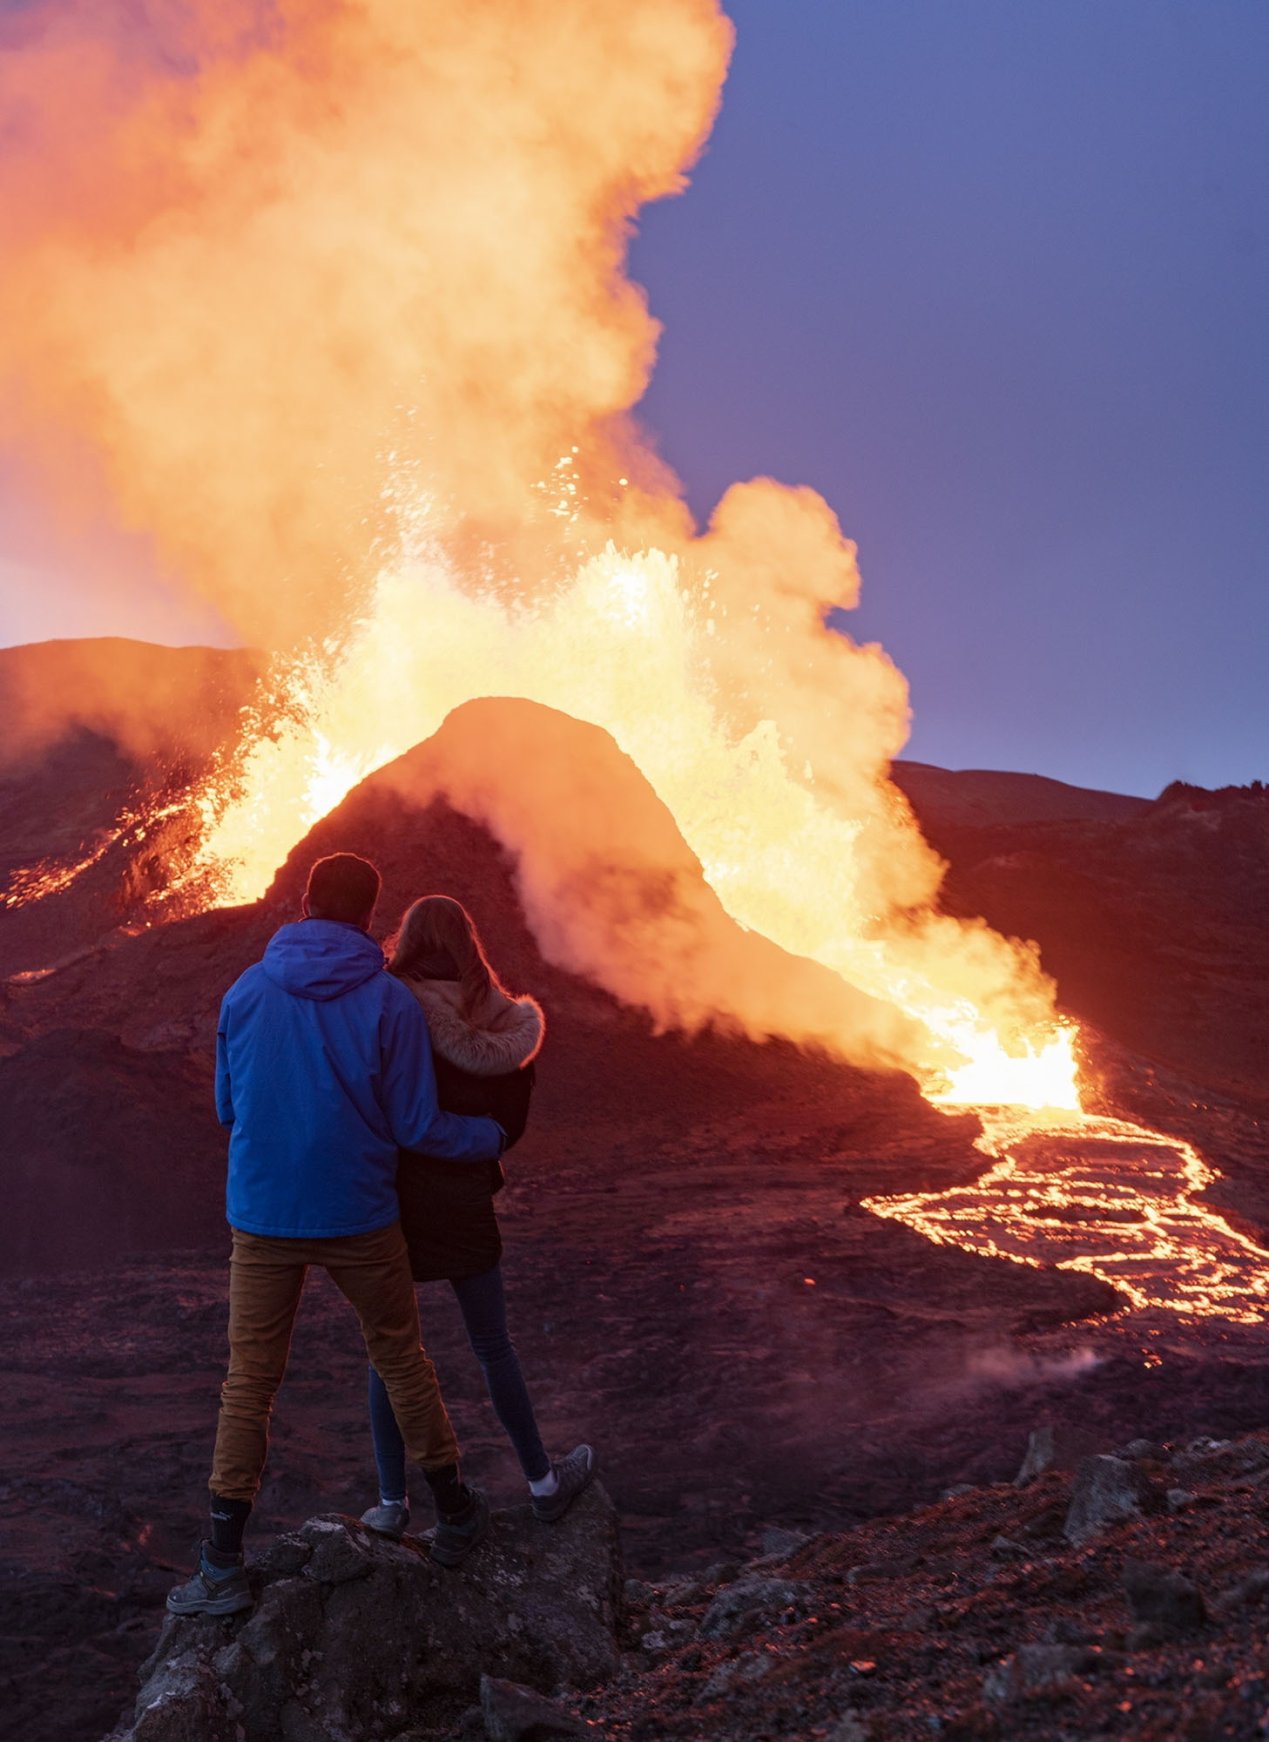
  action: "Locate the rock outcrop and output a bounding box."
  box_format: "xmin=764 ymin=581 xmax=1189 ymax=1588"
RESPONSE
xmin=1063 ymin=1453 xmax=1161 ymax=1545
xmin=109 ymin=1489 xmax=621 ymax=1742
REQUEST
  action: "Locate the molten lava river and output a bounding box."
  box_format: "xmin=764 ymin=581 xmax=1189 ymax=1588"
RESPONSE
xmin=866 ymin=1105 xmax=1269 ymax=1330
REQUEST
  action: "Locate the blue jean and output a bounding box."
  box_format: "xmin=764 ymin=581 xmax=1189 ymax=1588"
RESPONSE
xmin=368 ymin=1263 xmax=551 ymax=1498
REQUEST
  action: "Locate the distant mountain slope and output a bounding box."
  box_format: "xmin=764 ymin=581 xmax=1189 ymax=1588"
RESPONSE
xmin=890 ymin=760 xmax=1149 ymax=830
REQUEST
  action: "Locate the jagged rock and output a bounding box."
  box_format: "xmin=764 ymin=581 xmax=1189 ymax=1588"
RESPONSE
xmin=696 ymin=1649 xmax=777 ymax=1701
xmin=1063 ymin=1456 xmax=1159 ymax=1545
xmin=760 ymin=1526 xmax=810 ymax=1558
xmin=1014 ymin=1422 xmax=1098 ymax=1485
xmin=826 ymin=1713 xmax=872 ymax=1741
xmin=697 ymin=1577 xmax=808 ymax=1640
xmin=846 ymin=1559 xmax=913 ymax=1586
xmin=1220 ymin=1567 xmax=1269 ymax=1610
xmin=983 ymin=1642 xmax=1099 ymax=1702
xmin=989 ymin=1534 xmax=1028 ymax=1560
xmin=1122 ymin=1558 xmax=1207 ymax=1634
xmin=640 ymin=1618 xmax=692 ymax=1653
xmin=479 ymin=1674 xmax=591 ymax=1740
xmin=111 ymin=1489 xmax=621 ymax=1742
xmin=1015 ymin=1426 xmax=1060 ymax=1484
xmin=1118 ymin=1438 xmax=1163 ymax=1462
xmin=128 ymin=1649 xmax=237 ymax=1742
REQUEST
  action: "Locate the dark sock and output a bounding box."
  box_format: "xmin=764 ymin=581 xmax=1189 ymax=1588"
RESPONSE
xmin=422 ymin=1462 xmax=473 ymax=1521
xmin=202 ymin=1542 xmax=242 ymax=1575
xmin=209 ymin=1494 xmax=252 ymax=1558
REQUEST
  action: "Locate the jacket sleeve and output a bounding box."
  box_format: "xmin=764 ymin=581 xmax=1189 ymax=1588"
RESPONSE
xmin=215 ymin=997 xmax=235 ymax=1128
xmin=381 ymin=989 xmax=503 ymax=1161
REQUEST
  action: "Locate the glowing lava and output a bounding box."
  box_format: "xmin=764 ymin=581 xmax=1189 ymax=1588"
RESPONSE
xmin=865 ymin=1109 xmax=1269 ymax=1325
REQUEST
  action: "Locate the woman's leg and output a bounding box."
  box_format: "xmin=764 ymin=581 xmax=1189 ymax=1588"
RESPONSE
xmin=451 ymin=1265 xmax=551 ymax=1484
xmin=366 ymin=1363 xmax=409 ymax=1504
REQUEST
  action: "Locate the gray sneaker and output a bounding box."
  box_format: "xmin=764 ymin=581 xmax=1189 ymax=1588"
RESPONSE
xmin=166 ymin=1547 xmax=252 ymax=1617
xmin=430 ymin=1486 xmax=490 ymax=1568
xmin=532 ymin=1445 xmax=597 ymax=1523
xmin=359 ymin=1500 xmax=410 ymax=1540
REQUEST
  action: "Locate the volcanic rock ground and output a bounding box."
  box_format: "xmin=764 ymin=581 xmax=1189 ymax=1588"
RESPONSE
xmin=1 ymin=640 xmax=1267 ymax=1741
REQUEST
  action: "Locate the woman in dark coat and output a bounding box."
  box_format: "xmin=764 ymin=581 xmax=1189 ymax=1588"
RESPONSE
xmin=360 ymin=895 xmax=594 ymax=1544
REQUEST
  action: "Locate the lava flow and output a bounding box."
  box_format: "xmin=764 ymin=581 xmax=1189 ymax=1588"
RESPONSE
xmin=865 ymin=1105 xmax=1269 ymax=1326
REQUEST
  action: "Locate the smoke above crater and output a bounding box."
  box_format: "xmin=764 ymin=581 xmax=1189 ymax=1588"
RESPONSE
xmin=0 ymin=0 xmax=1072 ymax=1094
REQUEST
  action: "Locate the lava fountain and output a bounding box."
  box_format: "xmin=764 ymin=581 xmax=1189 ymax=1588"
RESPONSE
xmin=2 ymin=0 xmax=1265 ymax=1323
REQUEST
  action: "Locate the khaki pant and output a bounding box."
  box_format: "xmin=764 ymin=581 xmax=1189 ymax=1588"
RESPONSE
xmin=210 ymin=1221 xmax=458 ymax=1503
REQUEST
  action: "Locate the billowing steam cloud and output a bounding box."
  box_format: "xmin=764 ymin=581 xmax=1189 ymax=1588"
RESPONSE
xmin=0 ymin=0 xmax=1066 ymax=1087
xmin=0 ymin=0 xmax=728 ymax=640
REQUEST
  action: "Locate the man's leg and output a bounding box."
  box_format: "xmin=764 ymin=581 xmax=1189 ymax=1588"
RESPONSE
xmin=210 ymin=1231 xmax=308 ymax=1526
xmin=321 ymin=1224 xmax=457 ymax=1474
xmin=169 ymin=1230 xmax=306 ymax=1615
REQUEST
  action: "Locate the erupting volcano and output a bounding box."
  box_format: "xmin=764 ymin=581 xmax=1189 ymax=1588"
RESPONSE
xmin=3 ymin=8 xmax=1269 ymax=1741
xmin=2 ymin=0 xmax=1266 ymax=1320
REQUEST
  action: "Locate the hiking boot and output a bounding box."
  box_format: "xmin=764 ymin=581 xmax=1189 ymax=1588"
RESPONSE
xmin=166 ymin=1545 xmax=252 ymax=1617
xmin=532 ymin=1444 xmax=597 ymax=1523
xmin=359 ymin=1500 xmax=410 ymax=1540
xmin=429 ymin=1485 xmax=490 ymax=1568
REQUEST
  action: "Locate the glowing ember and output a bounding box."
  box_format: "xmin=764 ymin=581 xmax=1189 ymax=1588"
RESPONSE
xmin=2 ymin=841 xmax=119 ymax=910
xmin=864 ymin=1112 xmax=1269 ymax=1324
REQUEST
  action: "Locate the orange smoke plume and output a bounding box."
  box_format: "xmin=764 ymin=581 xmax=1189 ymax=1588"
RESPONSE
xmin=0 ymin=0 xmax=727 ymax=641
xmin=0 ymin=0 xmax=1074 ymax=1098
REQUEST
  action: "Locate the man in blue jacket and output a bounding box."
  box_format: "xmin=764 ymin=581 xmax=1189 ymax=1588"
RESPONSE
xmin=168 ymin=852 xmax=505 ymax=1616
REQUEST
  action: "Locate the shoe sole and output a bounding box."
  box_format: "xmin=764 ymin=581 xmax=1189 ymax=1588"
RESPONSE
xmin=166 ymin=1590 xmax=253 ymax=1617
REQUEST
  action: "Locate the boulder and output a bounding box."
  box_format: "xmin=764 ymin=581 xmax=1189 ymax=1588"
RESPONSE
xmin=983 ymin=1642 xmax=1099 ymax=1702
xmin=1014 ymin=1422 xmax=1099 ymax=1486
xmin=759 ymin=1526 xmax=810 ymax=1558
xmin=1122 ymin=1558 xmax=1207 ymax=1634
xmin=110 ymin=1488 xmax=621 ymax=1742
xmin=479 ymin=1674 xmax=592 ymax=1740
xmin=1063 ymin=1456 xmax=1159 ymax=1546
xmin=1220 ymin=1567 xmax=1269 ymax=1611
xmin=696 ymin=1649 xmax=777 ymax=1701
xmin=697 ymin=1578 xmax=808 ymax=1641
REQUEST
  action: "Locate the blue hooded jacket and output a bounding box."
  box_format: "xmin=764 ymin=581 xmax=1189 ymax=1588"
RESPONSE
xmin=216 ymin=918 xmax=503 ymax=1238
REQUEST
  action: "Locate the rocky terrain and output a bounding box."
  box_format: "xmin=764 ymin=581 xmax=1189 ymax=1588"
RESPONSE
xmin=0 ymin=637 xmax=1266 ymax=1740
xmin=102 ymin=1432 xmax=1269 ymax=1742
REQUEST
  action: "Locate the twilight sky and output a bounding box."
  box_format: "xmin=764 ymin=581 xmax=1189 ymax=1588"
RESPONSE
xmin=2 ymin=0 xmax=1267 ymax=797
xmin=631 ymin=0 xmax=1269 ymax=796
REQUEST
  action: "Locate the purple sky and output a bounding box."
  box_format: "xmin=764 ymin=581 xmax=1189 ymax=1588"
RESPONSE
xmin=631 ymin=0 xmax=1269 ymax=796
xmin=2 ymin=1 xmax=1266 ymax=797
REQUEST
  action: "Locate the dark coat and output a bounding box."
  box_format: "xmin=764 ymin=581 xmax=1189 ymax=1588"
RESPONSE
xmin=395 ymin=978 xmax=543 ymax=1283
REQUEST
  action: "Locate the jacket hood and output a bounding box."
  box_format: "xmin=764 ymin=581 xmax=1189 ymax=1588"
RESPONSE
xmin=405 ymin=978 xmax=545 ymax=1075
xmin=263 ymin=919 xmax=386 ymax=1002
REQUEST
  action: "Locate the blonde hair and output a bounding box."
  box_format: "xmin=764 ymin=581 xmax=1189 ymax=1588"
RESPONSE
xmin=386 ymin=894 xmax=509 ymax=1024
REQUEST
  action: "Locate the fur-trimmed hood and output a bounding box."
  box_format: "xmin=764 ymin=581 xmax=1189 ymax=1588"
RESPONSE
xmin=404 ymin=978 xmax=545 ymax=1076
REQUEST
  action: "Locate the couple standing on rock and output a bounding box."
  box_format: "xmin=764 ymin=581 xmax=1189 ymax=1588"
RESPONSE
xmin=167 ymin=851 xmax=595 ymax=1617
